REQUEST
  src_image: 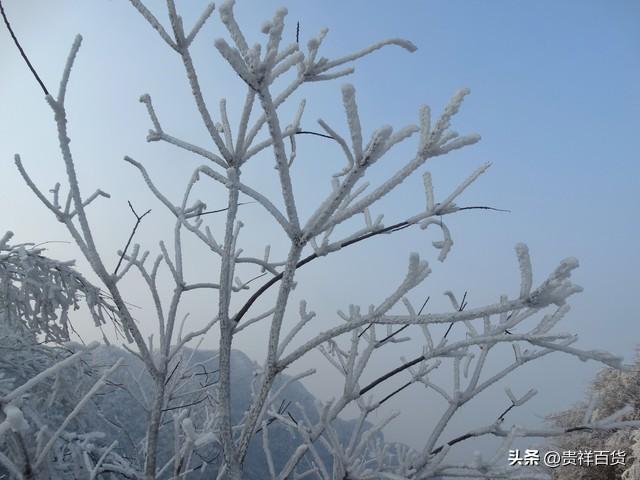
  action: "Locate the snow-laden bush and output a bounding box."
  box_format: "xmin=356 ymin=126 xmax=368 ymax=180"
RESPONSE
xmin=547 ymin=350 xmax=640 ymax=479
xmin=0 ymin=231 xmax=116 ymax=343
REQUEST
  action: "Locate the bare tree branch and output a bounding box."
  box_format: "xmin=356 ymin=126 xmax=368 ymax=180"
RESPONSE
xmin=0 ymin=1 xmax=49 ymax=95
xmin=113 ymin=201 xmax=151 ymax=276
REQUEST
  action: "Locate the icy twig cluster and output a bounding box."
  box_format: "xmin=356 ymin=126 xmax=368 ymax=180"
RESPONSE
xmin=0 ymin=231 xmax=116 ymax=342
xmin=9 ymin=0 xmax=638 ymax=479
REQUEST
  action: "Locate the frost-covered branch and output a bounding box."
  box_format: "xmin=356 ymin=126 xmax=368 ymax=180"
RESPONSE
xmin=6 ymin=0 xmax=635 ymax=478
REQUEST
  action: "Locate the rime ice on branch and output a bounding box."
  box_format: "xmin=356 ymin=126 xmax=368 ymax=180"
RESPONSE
xmin=9 ymin=0 xmax=639 ymax=479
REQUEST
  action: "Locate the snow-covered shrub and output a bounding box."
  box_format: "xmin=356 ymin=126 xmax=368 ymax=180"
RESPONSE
xmin=0 ymin=231 xmax=116 ymax=343
xmin=547 ymin=350 xmax=640 ymax=479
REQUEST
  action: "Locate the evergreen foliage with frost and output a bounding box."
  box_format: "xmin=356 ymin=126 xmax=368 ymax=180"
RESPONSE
xmin=0 ymin=232 xmax=116 ymax=343
xmin=546 ymin=351 xmax=640 ymax=480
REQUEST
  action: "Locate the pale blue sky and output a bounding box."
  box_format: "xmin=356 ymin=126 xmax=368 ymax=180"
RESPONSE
xmin=1 ymin=0 xmax=638 ymax=462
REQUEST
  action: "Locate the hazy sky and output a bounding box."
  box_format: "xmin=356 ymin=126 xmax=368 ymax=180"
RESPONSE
xmin=1 ymin=0 xmax=639 ymax=464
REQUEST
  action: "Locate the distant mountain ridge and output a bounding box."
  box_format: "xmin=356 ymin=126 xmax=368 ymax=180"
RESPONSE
xmin=1 ymin=340 xmax=376 ymax=478
xmin=94 ymin=345 xmax=378 ymax=478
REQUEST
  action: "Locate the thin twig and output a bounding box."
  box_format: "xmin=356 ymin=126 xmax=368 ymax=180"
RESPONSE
xmin=295 ymin=130 xmax=334 ymax=140
xmin=113 ymin=201 xmax=151 ymax=276
xmin=443 ymin=291 xmax=467 ymax=339
xmin=457 ymin=206 xmax=510 ymax=213
xmin=233 ymin=219 xmax=411 ymax=324
xmin=378 ymin=380 xmax=412 ymax=406
xmin=417 ymin=296 xmax=431 ymax=315
xmin=255 ymin=399 xmax=295 ymax=434
xmin=373 ymin=296 xmax=430 ymax=344
xmin=358 ymin=323 xmax=373 ymax=338
xmin=496 ymin=402 xmax=515 ymax=422
xmin=195 ymin=201 xmax=254 ymax=217
xmin=242 ymin=271 xmax=268 ymax=287
xmin=359 ymin=355 xmax=423 ymax=397
xmin=233 ymin=207 xmax=503 ymax=325
xmin=0 ymin=0 xmax=49 ymax=95
xmin=161 ymin=395 xmax=208 ymax=412
xmin=164 ymin=360 xmax=181 ymax=386
xmin=430 ymin=431 xmax=475 ymax=456
xmin=378 ymin=324 xmax=410 ymax=344
xmin=356 ymin=291 xmax=466 ymax=398
xmin=429 ymin=405 xmax=589 ymax=456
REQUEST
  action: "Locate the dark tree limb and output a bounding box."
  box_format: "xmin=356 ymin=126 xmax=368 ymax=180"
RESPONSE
xmin=359 ymin=354 xmax=423 ymax=398
xmin=161 ymin=395 xmax=208 ymax=413
xmin=113 ymin=201 xmax=151 ymax=276
xmin=429 ymin=419 xmax=594 ymax=456
xmin=255 ymin=399 xmax=296 ymax=434
xmin=457 ymin=206 xmax=510 ymax=213
xmin=164 ymin=360 xmax=181 ymax=386
xmin=358 ymin=292 xmax=470 ymax=398
xmin=378 ymin=380 xmax=412 ymax=406
xmin=0 ymin=1 xmax=49 ymax=96
xmin=443 ymin=290 xmax=468 ymax=339
xmin=496 ymin=402 xmax=515 ymax=422
xmin=295 ymin=129 xmax=334 ymax=140
xmin=233 ymin=207 xmax=506 ymax=325
xmin=194 ymin=201 xmax=254 ymax=217
xmin=372 ymin=296 xmax=430 ymax=344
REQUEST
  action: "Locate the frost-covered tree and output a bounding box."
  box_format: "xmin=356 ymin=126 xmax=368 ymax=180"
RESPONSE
xmin=3 ymin=1 xmax=640 ymax=479
xmin=546 ymin=350 xmax=640 ymax=480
